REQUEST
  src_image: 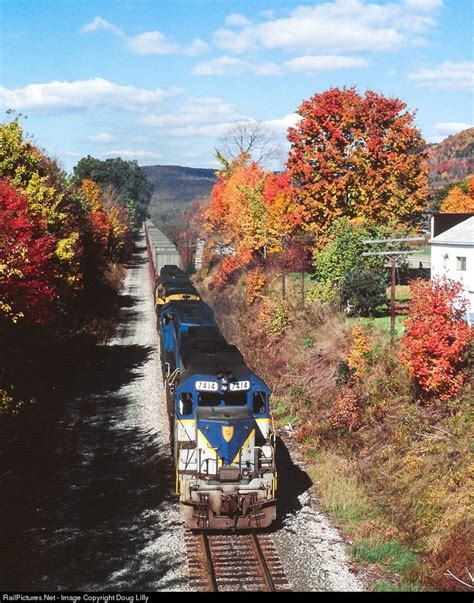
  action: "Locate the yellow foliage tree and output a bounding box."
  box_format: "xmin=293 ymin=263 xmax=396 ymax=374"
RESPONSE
xmin=440 ymin=177 xmax=474 ymax=213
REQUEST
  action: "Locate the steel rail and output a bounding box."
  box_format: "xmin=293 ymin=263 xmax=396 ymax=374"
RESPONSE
xmin=201 ymin=532 xmax=218 ymax=592
xmin=251 ymin=533 xmax=277 ymax=592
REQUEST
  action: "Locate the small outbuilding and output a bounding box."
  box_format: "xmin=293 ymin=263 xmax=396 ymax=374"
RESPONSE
xmin=430 ymin=215 xmax=474 ymax=325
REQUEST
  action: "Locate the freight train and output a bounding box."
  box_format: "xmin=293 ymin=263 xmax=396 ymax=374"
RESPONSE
xmin=144 ymin=220 xmax=277 ymax=530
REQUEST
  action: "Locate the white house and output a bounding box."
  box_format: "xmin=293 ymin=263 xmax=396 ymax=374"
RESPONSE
xmin=430 ymin=216 xmax=474 ymax=325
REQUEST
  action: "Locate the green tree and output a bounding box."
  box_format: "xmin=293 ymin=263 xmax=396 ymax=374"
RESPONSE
xmin=73 ymin=156 xmax=152 ymax=224
xmin=311 ymin=217 xmax=408 ymax=301
xmin=341 ymin=268 xmax=388 ymax=316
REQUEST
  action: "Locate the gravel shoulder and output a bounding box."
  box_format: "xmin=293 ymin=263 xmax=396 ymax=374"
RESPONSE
xmin=271 ymin=439 xmax=366 ymax=592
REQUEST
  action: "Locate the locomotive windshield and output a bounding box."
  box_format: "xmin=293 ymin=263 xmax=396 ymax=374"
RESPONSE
xmin=198 ymin=391 xmax=247 ymax=407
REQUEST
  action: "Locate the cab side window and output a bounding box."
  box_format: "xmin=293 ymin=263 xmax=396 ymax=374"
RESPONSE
xmin=253 ymin=391 xmax=266 ymax=414
xmin=179 ymin=392 xmax=193 ymax=416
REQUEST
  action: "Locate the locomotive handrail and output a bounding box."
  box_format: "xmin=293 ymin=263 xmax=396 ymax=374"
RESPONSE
xmin=168 ymin=368 xmax=180 ymax=386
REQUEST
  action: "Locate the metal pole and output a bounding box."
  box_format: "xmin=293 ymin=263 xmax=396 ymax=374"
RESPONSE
xmin=301 ymin=269 xmax=305 ymax=307
xmin=390 ymin=257 xmax=396 ymax=339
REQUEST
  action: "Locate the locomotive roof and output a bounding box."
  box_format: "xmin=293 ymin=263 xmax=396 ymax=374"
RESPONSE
xmin=164 ymin=282 xmax=199 ymax=296
xmin=179 ymin=326 xmax=251 ymax=378
xmin=160 ymin=273 xmax=193 ymax=286
xmin=163 ymin=300 xmax=215 ymax=324
xmin=159 ymin=274 xmax=198 ymax=296
xmin=161 ymin=265 xmax=186 ymax=277
xmin=180 ymin=347 xmax=252 ymax=380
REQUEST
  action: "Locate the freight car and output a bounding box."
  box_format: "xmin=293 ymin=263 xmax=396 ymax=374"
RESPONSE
xmin=144 ymin=220 xmax=277 ymax=530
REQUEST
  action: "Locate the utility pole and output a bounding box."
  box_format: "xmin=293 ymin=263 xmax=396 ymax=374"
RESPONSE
xmin=362 ymin=237 xmax=425 ymax=340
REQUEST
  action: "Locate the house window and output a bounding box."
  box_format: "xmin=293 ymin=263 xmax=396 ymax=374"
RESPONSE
xmin=456 ymin=256 xmax=466 ymax=271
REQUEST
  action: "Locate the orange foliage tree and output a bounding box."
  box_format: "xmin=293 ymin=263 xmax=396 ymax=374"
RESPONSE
xmin=204 ymin=153 xmax=307 ymax=286
xmin=400 ymin=278 xmax=472 ymax=402
xmin=287 ymin=87 xmax=429 ymax=239
xmin=440 ymin=176 xmax=474 ymax=213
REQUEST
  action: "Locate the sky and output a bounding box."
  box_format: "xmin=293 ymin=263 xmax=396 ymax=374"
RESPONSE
xmin=1 ymin=0 xmax=473 ymax=173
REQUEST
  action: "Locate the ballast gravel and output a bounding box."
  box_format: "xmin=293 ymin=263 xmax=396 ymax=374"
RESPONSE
xmin=273 ymin=489 xmax=365 ymax=591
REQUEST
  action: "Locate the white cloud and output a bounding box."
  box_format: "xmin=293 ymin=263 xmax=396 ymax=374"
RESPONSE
xmin=125 ymin=31 xmax=179 ymax=54
xmin=260 ymin=10 xmax=276 ymax=20
xmin=193 ymin=54 xmax=368 ymax=77
xmin=184 ymin=39 xmax=210 ymax=56
xmin=81 ymin=16 xmax=125 ymax=37
xmin=102 ymin=149 xmax=162 ymax=161
xmin=225 ymin=13 xmax=251 ymax=27
xmin=284 ymin=54 xmax=369 ymax=73
xmin=435 ymin=122 xmax=472 ymax=135
xmin=213 ymin=0 xmax=442 ymax=54
xmin=87 ymin=133 xmax=116 ymax=143
xmin=142 ymin=96 xmax=243 ymax=130
xmin=402 ymin=0 xmax=443 ymax=11
xmin=125 ymin=31 xmax=208 ymax=56
xmin=193 ymin=56 xmax=282 ymax=76
xmin=213 ymin=27 xmax=259 ymax=54
xmin=0 ymin=78 xmax=168 ymax=113
xmin=408 ymin=61 xmax=474 ymax=91
xmin=262 ymin=113 xmax=300 ymax=132
xmin=82 ymin=16 xmax=208 ymax=56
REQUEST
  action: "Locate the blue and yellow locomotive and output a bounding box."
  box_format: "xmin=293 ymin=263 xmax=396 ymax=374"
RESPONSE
xmin=145 ymin=220 xmax=277 ymax=530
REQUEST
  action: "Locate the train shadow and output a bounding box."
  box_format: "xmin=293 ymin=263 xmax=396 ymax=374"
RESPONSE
xmin=273 ymin=436 xmax=313 ymax=529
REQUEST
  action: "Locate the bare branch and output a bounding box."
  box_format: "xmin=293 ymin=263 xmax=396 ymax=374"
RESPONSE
xmin=444 ymin=570 xmax=474 ymax=589
xmin=218 ymin=120 xmax=282 ymax=166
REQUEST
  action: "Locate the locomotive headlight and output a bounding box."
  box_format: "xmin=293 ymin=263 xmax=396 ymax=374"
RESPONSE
xmin=220 ymin=375 xmax=229 ymax=391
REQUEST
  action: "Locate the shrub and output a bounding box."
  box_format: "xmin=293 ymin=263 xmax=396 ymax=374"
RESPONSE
xmin=330 ymin=387 xmax=362 ymax=431
xmin=245 ymin=267 xmax=266 ymax=304
xmin=400 ymin=278 xmax=472 ymax=402
xmin=341 ymin=268 xmax=388 ymax=317
xmin=347 ymin=325 xmax=372 ymax=379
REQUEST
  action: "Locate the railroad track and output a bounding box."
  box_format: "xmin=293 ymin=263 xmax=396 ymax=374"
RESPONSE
xmin=185 ymin=531 xmax=291 ymax=592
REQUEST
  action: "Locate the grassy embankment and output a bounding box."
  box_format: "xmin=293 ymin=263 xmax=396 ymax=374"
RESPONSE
xmin=195 ymin=269 xmax=472 ymax=592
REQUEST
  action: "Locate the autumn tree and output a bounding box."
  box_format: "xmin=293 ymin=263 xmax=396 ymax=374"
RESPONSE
xmin=0 ymin=119 xmax=85 ymax=291
xmin=400 ymin=278 xmax=472 ymax=402
xmin=0 ymin=179 xmax=56 ymax=323
xmin=439 ymin=176 xmax=474 ymax=213
xmin=72 ymin=155 xmax=152 ymax=224
xmin=204 ymin=153 xmax=267 ymax=262
xmin=287 ymin=87 xmax=428 ymax=239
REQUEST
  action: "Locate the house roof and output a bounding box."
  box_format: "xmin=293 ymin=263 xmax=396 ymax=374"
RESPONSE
xmin=430 ymin=216 xmax=474 ymax=246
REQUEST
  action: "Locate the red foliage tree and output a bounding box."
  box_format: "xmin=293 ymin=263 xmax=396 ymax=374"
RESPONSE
xmin=287 ymin=87 xmax=428 ymax=238
xmin=400 ymin=278 xmax=472 ymax=402
xmin=0 ymin=179 xmax=56 ymax=323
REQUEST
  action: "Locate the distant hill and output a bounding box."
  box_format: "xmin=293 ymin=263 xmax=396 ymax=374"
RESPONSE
xmin=142 ymin=164 xmax=216 ymax=231
xmin=426 ymin=127 xmax=474 ymax=189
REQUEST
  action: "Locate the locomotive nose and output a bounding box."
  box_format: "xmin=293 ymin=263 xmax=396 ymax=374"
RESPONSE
xmin=196 ymin=407 xmax=256 ymax=466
